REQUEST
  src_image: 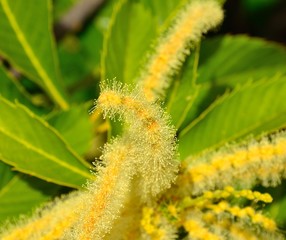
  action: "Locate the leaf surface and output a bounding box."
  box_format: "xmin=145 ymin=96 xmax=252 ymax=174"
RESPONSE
xmin=0 ymin=174 xmax=59 ymax=222
xmin=0 ymin=66 xmax=25 ymax=101
xmin=167 ymin=46 xmax=200 ymax=128
xmin=0 ymin=98 xmax=92 ymax=188
xmin=47 ymin=105 xmax=93 ymax=156
xmin=174 ymin=35 xmax=286 ymax=131
xmin=179 ymin=77 xmax=286 ymax=159
xmin=102 ymin=0 xmax=157 ymax=84
xmin=0 ymin=0 xmax=68 ymax=109
xmin=0 ymin=162 xmax=14 ymax=190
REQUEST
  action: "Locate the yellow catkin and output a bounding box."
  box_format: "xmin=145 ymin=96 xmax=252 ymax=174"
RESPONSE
xmin=206 ymin=217 xmax=259 ymax=240
xmin=201 ymin=208 xmax=281 ymax=240
xmin=70 ymin=80 xmax=179 ymax=238
xmin=206 ymin=201 xmax=277 ymax=232
xmin=39 ymin=198 xmax=86 ymax=240
xmin=183 ymin=219 xmax=220 ymax=240
xmin=229 ymin=224 xmax=258 ymax=240
xmin=2 ymin=216 xmax=51 ymax=240
xmin=71 ymin=138 xmax=135 ymax=240
xmin=96 ymin=81 xmax=179 ymax=200
xmin=2 ymin=139 xmax=136 ymax=240
xmin=181 ymin=186 xmax=272 ymax=212
xmin=139 ymin=0 xmax=223 ymax=101
xmin=184 ymin=133 xmax=286 ymax=195
xmin=2 ymin=80 xmax=179 ymax=240
xmin=167 ymin=204 xmax=179 ymax=219
xmin=1 ymin=192 xmax=87 ymax=240
xmin=141 ymin=207 xmax=177 ymax=240
xmin=141 ymin=207 xmax=157 ymax=235
xmin=104 ymin=183 xmax=142 ymax=240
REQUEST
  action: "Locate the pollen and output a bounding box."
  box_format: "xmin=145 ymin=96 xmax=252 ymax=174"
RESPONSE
xmin=183 ymin=132 xmax=286 ymax=195
xmin=97 ymin=81 xmax=179 ymax=200
xmin=138 ymin=0 xmax=224 ymax=102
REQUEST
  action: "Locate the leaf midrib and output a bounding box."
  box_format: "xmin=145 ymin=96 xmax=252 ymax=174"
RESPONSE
xmin=191 ymin=110 xmax=286 ymax=159
xmin=0 ymin=127 xmax=91 ymax=179
xmin=0 ymin=0 xmax=68 ymax=109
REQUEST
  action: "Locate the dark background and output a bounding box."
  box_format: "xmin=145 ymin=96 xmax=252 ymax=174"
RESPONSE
xmin=221 ymin=0 xmax=286 ymax=45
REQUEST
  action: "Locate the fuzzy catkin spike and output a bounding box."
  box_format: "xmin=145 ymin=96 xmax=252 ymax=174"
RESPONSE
xmin=96 ymin=81 xmax=179 ymax=200
xmin=104 ymin=181 xmax=143 ymax=240
xmin=138 ymin=0 xmax=224 ymax=102
xmin=228 ymin=224 xmax=259 ymax=240
xmin=68 ymin=137 xmax=136 ymax=239
xmin=1 ymin=80 xmax=179 ymax=239
xmin=180 ymin=186 xmax=273 ymax=212
xmin=141 ymin=207 xmax=177 ymax=240
xmin=1 ymin=138 xmax=136 ymax=240
xmin=183 ymin=218 xmax=221 ymax=240
xmin=206 ymin=201 xmax=278 ymax=233
xmin=182 ymin=202 xmax=283 ymax=240
xmin=201 ymin=215 xmax=266 ymax=240
xmin=181 ymin=132 xmax=286 ymax=195
xmin=0 ymin=191 xmax=87 ymax=240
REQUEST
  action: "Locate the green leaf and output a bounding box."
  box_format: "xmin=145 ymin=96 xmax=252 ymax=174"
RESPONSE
xmin=52 ymin=0 xmax=77 ymax=21
xmin=269 ymin=198 xmax=286 ymax=229
xmin=179 ymin=77 xmax=286 ymax=159
xmin=140 ymin=0 xmax=225 ymax=26
xmin=266 ymin=182 xmax=286 ymax=229
xmin=0 ymin=65 xmax=41 ymax=112
xmin=175 ymin=35 xmax=286 ymax=131
xmin=102 ymin=0 xmax=157 ymax=84
xmin=0 ymin=174 xmax=59 ymax=222
xmin=0 ymin=66 xmax=25 ymax=101
xmin=47 ymin=105 xmax=93 ymax=156
xmin=80 ymin=0 xmax=117 ymax=75
xmin=57 ymin=0 xmax=116 ymax=103
xmin=58 ymin=23 xmax=101 ymax=103
xmin=0 ymin=97 xmax=92 ymax=188
xmin=167 ymin=45 xmax=200 ymax=128
xmin=198 ymin=35 xmax=286 ymax=85
xmin=58 ymin=37 xmax=90 ymax=87
xmin=0 ymin=0 xmax=69 ymax=109
xmin=0 ymin=161 xmax=14 ymax=190
xmin=140 ymin=0 xmax=181 ymax=25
